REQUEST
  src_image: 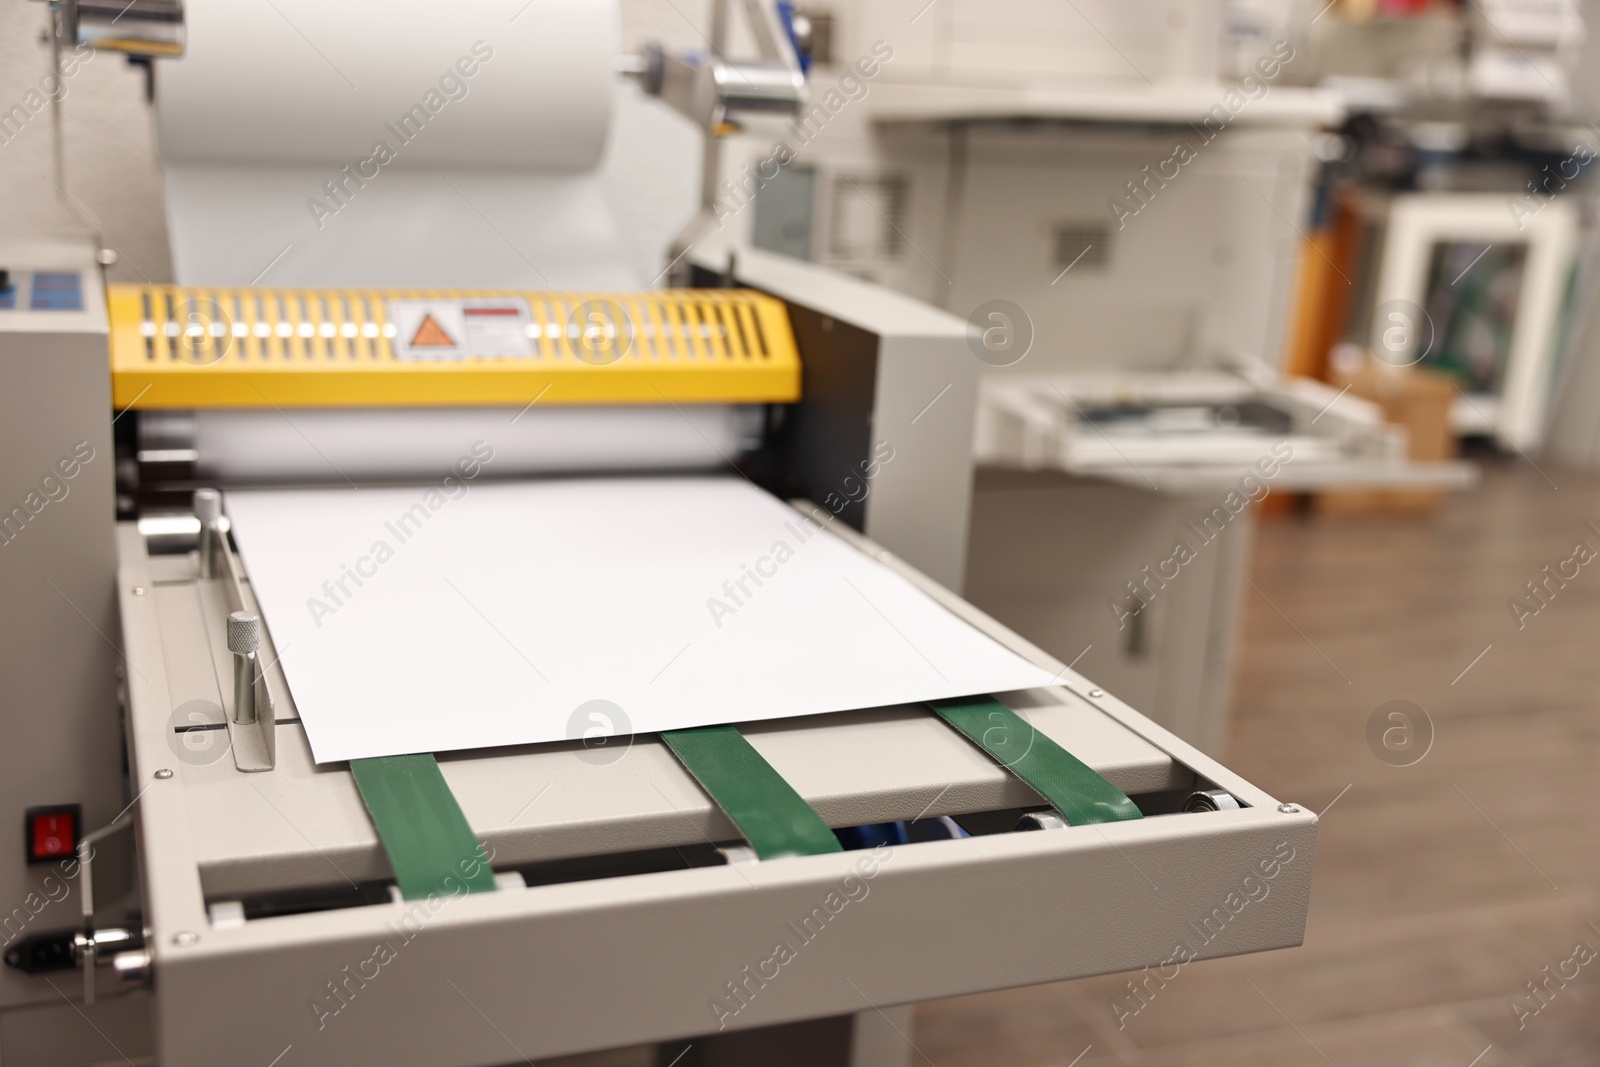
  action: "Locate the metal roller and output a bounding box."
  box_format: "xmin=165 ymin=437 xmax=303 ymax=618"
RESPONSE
xmin=134 ymin=405 xmax=763 ymax=485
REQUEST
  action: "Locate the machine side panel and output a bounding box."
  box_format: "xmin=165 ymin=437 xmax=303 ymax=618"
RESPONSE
xmin=866 ymin=332 xmax=978 ymax=592
xmin=697 ymin=249 xmax=978 ymax=589
xmin=774 ymin=302 xmax=880 ymax=535
xmin=0 ymin=246 xmax=122 ymax=1011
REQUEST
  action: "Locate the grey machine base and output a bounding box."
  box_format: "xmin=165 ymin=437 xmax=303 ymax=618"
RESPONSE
xmin=107 ymin=505 xmax=1316 ymax=1066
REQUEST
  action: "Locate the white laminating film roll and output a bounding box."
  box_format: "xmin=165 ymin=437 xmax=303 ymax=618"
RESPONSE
xmin=159 ymin=0 xmax=616 ymax=171
xmin=156 ymin=0 xmax=637 ymax=290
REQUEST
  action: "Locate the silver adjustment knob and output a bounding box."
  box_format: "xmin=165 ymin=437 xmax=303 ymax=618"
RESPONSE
xmin=227 ymin=610 xmax=260 ymax=725
xmin=227 ymin=611 xmax=260 ymax=655
xmin=193 ymin=487 xmax=221 ymax=524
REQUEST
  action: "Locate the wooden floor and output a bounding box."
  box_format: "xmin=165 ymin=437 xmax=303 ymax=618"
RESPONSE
xmin=915 ymin=457 xmax=1600 ymax=1067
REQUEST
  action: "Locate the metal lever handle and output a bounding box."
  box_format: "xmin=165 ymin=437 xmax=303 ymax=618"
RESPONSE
xmin=77 ymin=814 xmax=133 ymax=1005
xmin=628 ymin=0 xmax=808 ymax=284
xmin=62 ymin=0 xmax=187 ymax=57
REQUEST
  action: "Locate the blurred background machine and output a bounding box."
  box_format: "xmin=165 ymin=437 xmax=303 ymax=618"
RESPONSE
xmin=0 ymin=2 xmax=1324 ymax=1065
xmin=711 ymin=0 xmax=1600 ymax=753
xmin=710 ymin=0 xmax=1477 ymax=752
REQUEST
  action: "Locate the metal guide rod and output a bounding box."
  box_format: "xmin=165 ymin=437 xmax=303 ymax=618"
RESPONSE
xmin=191 ymin=486 xmax=278 ymax=769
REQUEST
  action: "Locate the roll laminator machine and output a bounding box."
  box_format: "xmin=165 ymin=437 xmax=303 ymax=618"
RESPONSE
xmin=0 ymin=241 xmax=1318 ymax=1067
xmin=0 ymin=5 xmax=1316 ymax=1066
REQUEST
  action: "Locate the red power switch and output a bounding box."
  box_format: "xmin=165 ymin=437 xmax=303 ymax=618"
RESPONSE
xmin=25 ymin=805 xmax=80 ymax=865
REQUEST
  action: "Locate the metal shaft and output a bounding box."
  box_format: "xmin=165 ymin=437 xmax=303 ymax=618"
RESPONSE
xmin=194 ymin=487 xmax=222 ymax=579
xmin=49 ymin=2 xmax=66 ymax=198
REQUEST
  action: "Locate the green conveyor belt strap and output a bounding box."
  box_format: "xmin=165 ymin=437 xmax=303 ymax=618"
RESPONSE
xmin=661 ymin=725 xmax=843 ymax=860
xmin=349 ymin=754 xmax=498 ymax=901
xmin=928 ymin=696 xmax=1143 ymax=825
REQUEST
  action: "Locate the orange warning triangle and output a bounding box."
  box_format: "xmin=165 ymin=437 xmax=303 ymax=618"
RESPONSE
xmin=410 ymin=313 xmax=456 ymax=348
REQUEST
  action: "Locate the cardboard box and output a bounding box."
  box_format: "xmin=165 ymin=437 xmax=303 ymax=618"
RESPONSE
xmin=1319 ymin=360 xmax=1457 ymax=515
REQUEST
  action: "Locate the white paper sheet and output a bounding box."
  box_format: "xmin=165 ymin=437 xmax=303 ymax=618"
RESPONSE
xmin=226 ymin=478 xmax=1059 ymax=763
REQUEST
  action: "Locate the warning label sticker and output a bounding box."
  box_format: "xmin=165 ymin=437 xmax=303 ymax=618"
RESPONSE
xmin=388 ymin=299 xmax=536 ymax=361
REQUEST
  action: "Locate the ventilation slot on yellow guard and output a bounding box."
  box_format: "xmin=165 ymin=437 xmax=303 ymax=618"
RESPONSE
xmin=107 ymin=286 xmax=801 ymax=409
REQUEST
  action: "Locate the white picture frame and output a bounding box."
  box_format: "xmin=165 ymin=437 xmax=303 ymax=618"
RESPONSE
xmin=1371 ymin=193 xmax=1578 ymax=451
